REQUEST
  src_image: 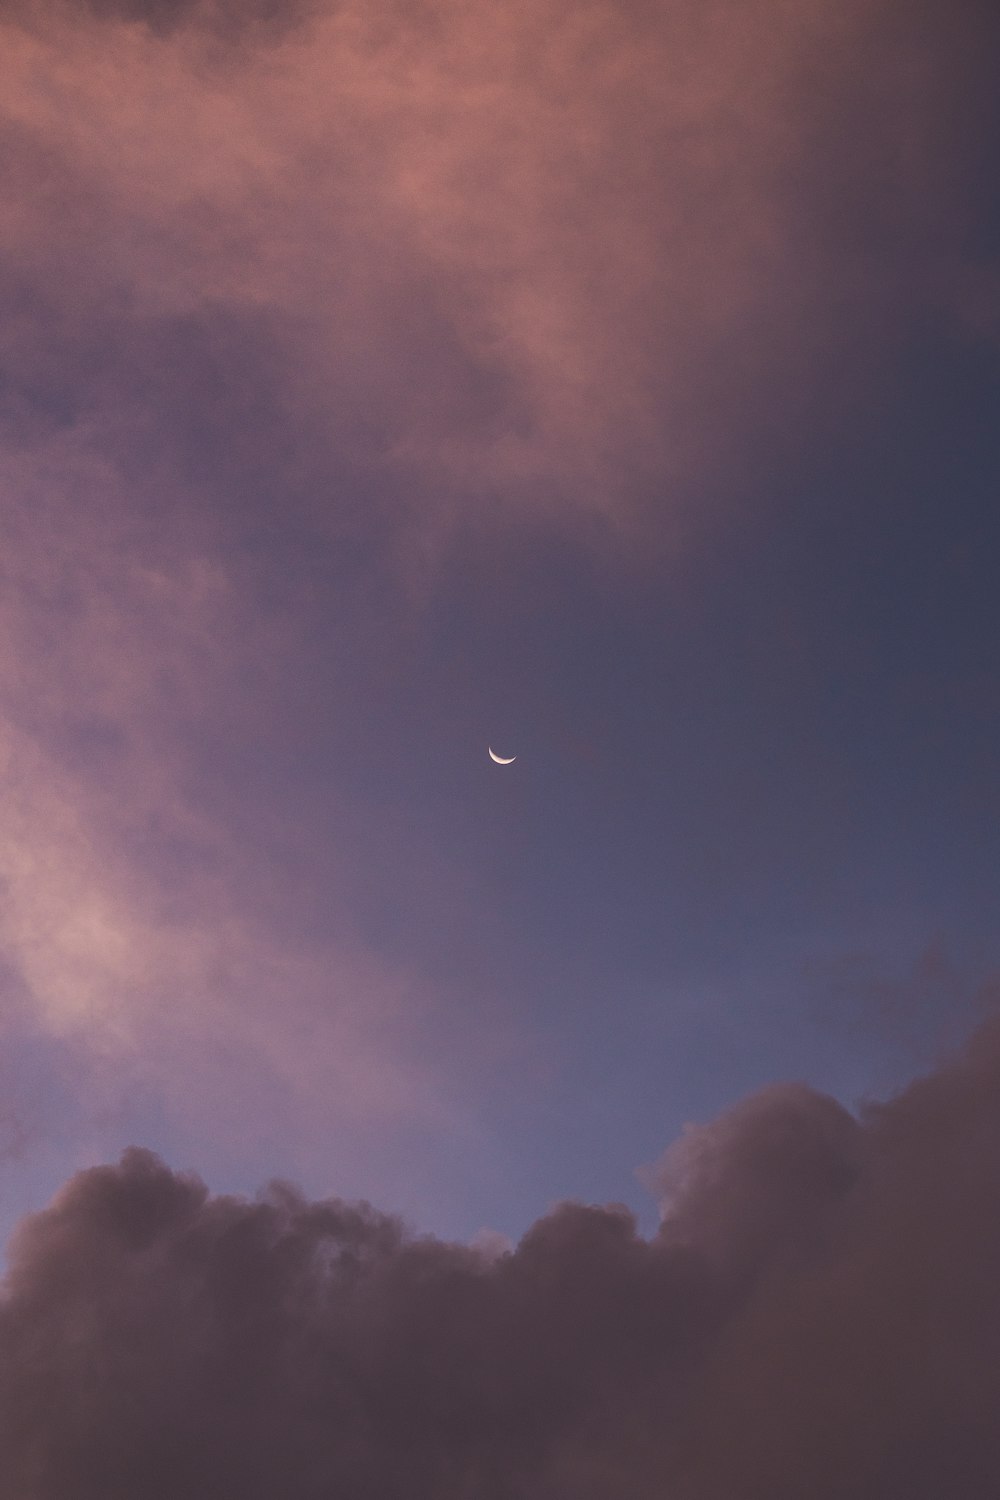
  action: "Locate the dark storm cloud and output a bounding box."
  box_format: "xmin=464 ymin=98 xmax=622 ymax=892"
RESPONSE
xmin=2 ymin=1019 xmax=998 ymax=1498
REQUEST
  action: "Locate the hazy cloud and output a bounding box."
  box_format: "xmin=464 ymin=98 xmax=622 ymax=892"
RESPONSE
xmin=2 ymin=0 xmax=994 ymax=531
xmin=0 ymin=421 xmax=448 ymax=1159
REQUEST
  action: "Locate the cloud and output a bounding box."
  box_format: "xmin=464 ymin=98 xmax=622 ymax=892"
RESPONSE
xmin=0 ymin=1015 xmax=998 ymax=1496
xmin=642 ymin=1081 xmax=862 ymax=1279
xmin=2 ymin=0 xmax=995 ymax=536
xmin=0 ymin=418 xmax=449 ymax=1164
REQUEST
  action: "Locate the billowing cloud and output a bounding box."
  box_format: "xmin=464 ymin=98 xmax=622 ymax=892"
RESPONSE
xmin=1 ymin=1016 xmax=998 ymax=1496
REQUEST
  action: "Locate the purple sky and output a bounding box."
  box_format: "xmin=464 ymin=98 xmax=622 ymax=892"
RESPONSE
xmin=1 ymin=0 xmax=1000 ymax=1487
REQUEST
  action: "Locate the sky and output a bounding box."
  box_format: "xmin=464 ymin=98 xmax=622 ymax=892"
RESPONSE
xmin=0 ymin=0 xmax=999 ymax=1490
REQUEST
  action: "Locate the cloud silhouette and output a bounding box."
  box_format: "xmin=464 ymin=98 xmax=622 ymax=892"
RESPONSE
xmin=1 ymin=1016 xmax=998 ymax=1497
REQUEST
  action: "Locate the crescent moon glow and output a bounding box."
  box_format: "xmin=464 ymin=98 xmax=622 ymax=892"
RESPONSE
xmin=488 ymin=747 xmax=516 ymax=764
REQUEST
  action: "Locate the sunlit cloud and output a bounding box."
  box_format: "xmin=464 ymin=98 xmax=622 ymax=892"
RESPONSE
xmin=2 ymin=0 xmax=987 ymax=530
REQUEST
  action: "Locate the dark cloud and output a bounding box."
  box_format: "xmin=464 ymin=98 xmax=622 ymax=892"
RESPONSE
xmin=2 ymin=1018 xmax=999 ymax=1497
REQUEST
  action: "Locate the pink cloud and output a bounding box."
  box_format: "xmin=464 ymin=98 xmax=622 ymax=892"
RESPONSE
xmin=1 ymin=0 xmax=990 ymax=534
xmin=0 ymin=423 xmax=457 ymax=1162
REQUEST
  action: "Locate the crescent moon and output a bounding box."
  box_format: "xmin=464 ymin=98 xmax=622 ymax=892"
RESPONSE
xmin=488 ymin=747 xmax=516 ymax=764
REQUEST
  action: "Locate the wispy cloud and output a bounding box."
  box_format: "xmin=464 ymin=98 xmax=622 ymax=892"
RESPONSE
xmin=2 ymin=0 xmax=991 ymax=528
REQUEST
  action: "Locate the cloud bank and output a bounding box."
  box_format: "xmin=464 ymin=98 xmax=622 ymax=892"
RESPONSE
xmin=1 ymin=1016 xmax=998 ymax=1497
